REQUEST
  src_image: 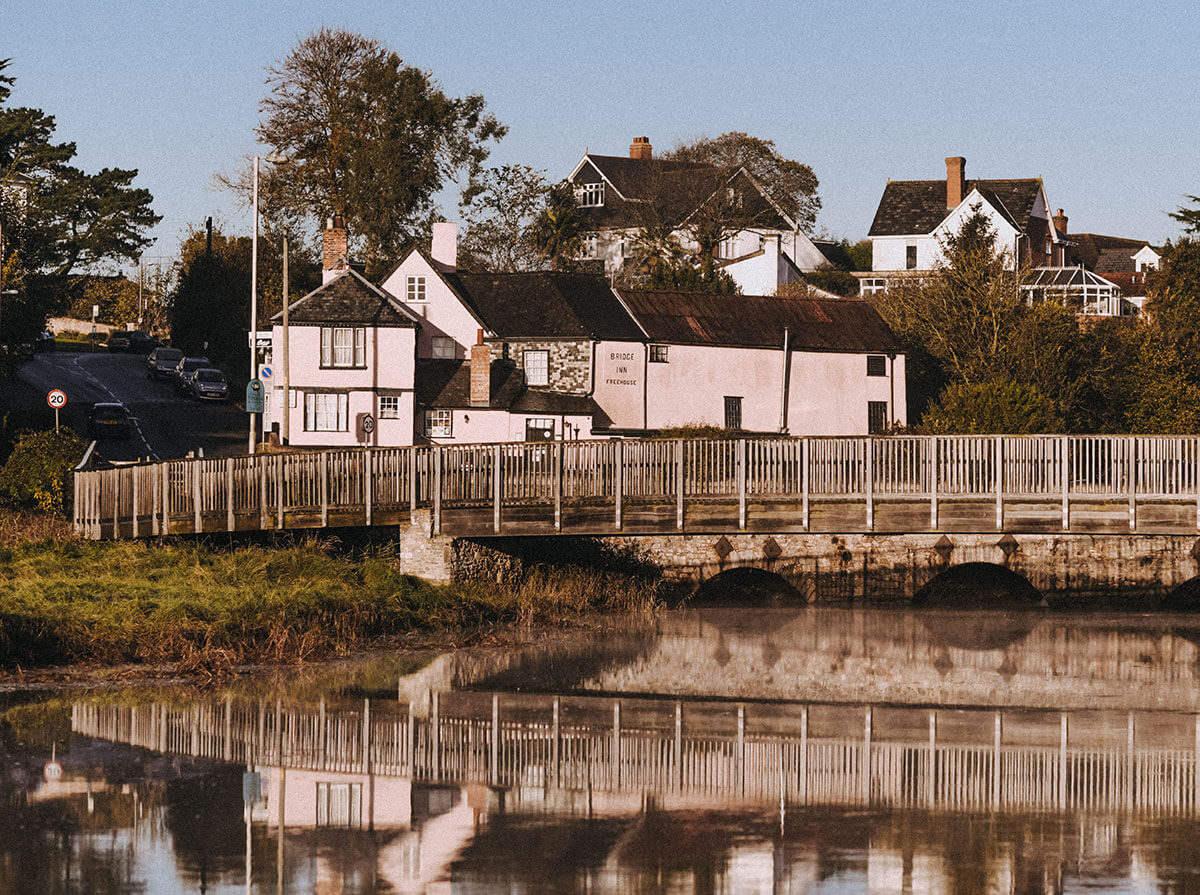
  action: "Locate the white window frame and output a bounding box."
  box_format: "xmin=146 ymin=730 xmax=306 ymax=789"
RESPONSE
xmin=320 ymin=327 xmax=366 ymax=368
xmin=406 ymin=275 xmax=427 ymax=302
xmin=860 ymin=278 xmax=888 ymax=296
xmin=575 ymin=182 xmax=604 ymax=207
xmin=424 ymin=409 xmax=453 ymax=438
xmin=304 ymin=392 xmax=349 ymax=432
xmin=379 ymin=395 xmax=401 ymax=419
xmin=582 ymin=234 xmax=599 ymax=259
xmin=431 ymin=336 xmax=456 ymax=358
xmin=524 ymin=349 xmax=549 ymax=387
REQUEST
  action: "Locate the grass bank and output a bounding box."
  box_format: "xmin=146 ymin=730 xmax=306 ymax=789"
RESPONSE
xmin=0 ymin=530 xmax=661 ymax=676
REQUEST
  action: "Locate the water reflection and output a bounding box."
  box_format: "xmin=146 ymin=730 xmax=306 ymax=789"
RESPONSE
xmin=6 ymin=606 xmax=1200 ymax=892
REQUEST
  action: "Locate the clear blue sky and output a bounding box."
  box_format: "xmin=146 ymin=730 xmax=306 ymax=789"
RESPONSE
xmin=8 ymin=0 xmax=1199 ymax=266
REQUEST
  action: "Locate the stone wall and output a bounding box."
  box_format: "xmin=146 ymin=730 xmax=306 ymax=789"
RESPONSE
xmin=496 ymin=339 xmax=591 ymax=394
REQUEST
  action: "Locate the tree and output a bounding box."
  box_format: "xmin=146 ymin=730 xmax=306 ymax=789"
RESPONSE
xmin=921 ymin=380 xmax=1061 ymax=434
xmin=0 ymin=59 xmax=158 ymax=346
xmin=458 ymin=165 xmax=548 ymax=272
xmin=253 ymin=29 xmax=506 ymax=277
xmin=529 ymin=183 xmax=583 ymax=271
xmin=167 ymin=228 xmax=252 ymax=367
xmin=1169 ymin=196 xmax=1200 ymax=234
xmin=642 ymin=257 xmax=740 ymax=294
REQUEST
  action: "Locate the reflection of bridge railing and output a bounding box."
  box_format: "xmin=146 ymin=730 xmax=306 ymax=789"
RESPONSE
xmin=73 ymin=695 xmax=1200 ymax=817
xmin=73 ymin=434 xmax=1200 ymax=539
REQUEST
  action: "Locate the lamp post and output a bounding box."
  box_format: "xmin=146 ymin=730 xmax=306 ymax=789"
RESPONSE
xmin=281 ymin=229 xmax=290 ymax=444
xmin=248 ymin=152 xmax=288 ymax=454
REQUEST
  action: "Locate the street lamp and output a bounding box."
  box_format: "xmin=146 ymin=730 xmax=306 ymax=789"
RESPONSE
xmin=249 ymin=151 xmax=288 ymax=453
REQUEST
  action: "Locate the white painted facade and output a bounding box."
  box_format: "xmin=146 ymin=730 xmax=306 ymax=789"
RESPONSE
xmin=1134 ymin=245 xmax=1161 ymax=271
xmin=871 ymin=189 xmax=1025 ymax=272
xmin=420 ymin=407 xmax=598 ymax=446
xmin=380 ymin=251 xmax=481 ymax=359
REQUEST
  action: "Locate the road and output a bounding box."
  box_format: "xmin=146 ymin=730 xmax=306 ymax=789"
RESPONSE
xmin=10 ymin=350 xmax=248 ymax=460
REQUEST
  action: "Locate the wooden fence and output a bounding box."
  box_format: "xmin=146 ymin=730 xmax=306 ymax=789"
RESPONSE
xmin=73 ymin=435 xmax=1200 ymax=539
xmin=73 ymin=695 xmax=1200 ymax=817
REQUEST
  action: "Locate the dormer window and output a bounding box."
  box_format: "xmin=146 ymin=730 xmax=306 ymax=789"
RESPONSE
xmin=576 ymin=182 xmax=604 ymax=207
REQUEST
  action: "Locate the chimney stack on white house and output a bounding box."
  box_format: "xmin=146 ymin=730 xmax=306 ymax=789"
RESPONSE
xmin=322 ymin=215 xmax=348 ymax=284
xmin=469 ymin=329 xmax=490 ymax=407
xmin=945 ymin=157 xmax=966 ymax=210
xmin=629 ymin=136 xmax=653 ymax=160
xmin=431 ymin=221 xmax=458 ymax=272
xmin=1053 ymin=208 xmax=1069 ymax=235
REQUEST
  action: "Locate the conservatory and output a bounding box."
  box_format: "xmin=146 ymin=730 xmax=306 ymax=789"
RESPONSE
xmin=1020 ymin=266 xmax=1133 ymax=317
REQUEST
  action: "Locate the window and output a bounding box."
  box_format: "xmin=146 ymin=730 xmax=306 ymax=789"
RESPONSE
xmin=724 ymin=396 xmax=742 ymax=430
xmin=582 ymin=234 xmax=599 ymax=259
xmin=868 ymin=401 xmax=889 ymax=435
xmin=380 ymin=395 xmax=401 ymax=419
xmin=524 ymin=349 xmax=549 ymax=386
xmin=650 ymin=344 xmax=669 ymax=363
xmin=905 ymin=245 xmax=918 ymax=270
xmin=406 ymin=275 xmax=426 ymax=302
xmin=866 ymin=355 xmax=887 ymax=377
xmin=431 ymin=336 xmax=456 ymax=358
xmin=525 ymin=418 xmax=555 ymax=442
xmin=575 ymin=182 xmax=604 ymax=207
xmin=304 ymin=393 xmax=348 ymax=432
xmin=316 ymin=782 xmax=362 ymax=828
xmin=860 ymin=277 xmax=888 ymax=296
xmin=424 ymin=409 xmax=452 ymax=438
xmin=320 ymin=327 xmax=366 ymax=368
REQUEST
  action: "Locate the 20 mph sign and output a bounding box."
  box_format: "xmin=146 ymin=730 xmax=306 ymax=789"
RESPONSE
xmin=46 ymin=389 xmax=66 ymax=409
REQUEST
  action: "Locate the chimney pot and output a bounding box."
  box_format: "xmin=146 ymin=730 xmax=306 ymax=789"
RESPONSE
xmin=431 ymin=222 xmax=458 ymax=272
xmin=322 ymin=217 xmax=348 ymax=284
xmin=629 ymin=136 xmax=653 ymax=160
xmin=945 ymin=156 xmax=966 ymax=210
xmin=1052 ymin=208 xmax=1069 ymax=235
xmin=469 ymin=340 xmax=491 ymax=407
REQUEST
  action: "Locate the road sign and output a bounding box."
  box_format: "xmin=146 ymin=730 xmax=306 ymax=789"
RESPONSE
xmin=260 ymin=366 xmax=273 ymax=380
xmin=362 ymin=414 xmax=375 ymax=434
xmin=245 ymin=380 xmax=265 ymax=414
xmin=46 ymin=389 xmax=66 ymax=409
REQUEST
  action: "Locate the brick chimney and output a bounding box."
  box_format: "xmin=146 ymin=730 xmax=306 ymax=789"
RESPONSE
xmin=945 ymin=157 xmax=966 ymax=210
xmin=629 ymin=136 xmax=652 ymax=160
xmin=322 ymin=215 xmax=348 ymax=284
xmin=431 ymin=221 xmax=457 ymax=272
xmin=1052 ymin=208 xmax=1068 ymax=235
xmin=469 ymin=329 xmax=490 ymax=407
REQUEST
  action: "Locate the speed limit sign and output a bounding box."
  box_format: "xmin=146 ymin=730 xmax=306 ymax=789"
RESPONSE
xmin=46 ymin=389 xmax=67 ymax=409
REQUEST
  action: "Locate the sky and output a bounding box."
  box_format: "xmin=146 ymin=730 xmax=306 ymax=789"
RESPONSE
xmin=7 ymin=0 xmax=1199 ymax=268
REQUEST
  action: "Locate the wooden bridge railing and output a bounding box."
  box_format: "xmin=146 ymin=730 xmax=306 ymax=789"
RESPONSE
xmin=73 ymin=434 xmax=1200 ymax=539
xmin=73 ymin=696 xmax=1200 ymax=817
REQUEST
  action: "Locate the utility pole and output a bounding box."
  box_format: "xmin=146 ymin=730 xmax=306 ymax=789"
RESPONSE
xmin=281 ymin=230 xmax=290 ymax=445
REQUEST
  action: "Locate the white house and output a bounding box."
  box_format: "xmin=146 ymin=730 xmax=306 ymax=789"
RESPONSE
xmin=566 ymin=137 xmax=830 ymax=294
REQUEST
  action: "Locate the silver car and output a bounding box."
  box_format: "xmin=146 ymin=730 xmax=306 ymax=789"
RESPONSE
xmin=190 ymin=367 xmax=229 ymax=401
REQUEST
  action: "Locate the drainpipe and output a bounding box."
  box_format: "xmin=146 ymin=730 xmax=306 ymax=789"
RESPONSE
xmin=779 ymin=327 xmax=790 ymax=433
xmin=888 ymin=353 xmax=896 ymax=430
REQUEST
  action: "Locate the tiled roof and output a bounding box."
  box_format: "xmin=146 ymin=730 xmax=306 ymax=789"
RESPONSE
xmin=445 ymin=272 xmax=644 ymax=341
xmin=868 ymin=179 xmax=1043 ymax=237
xmin=414 ymin=357 xmax=600 ymax=415
xmin=616 ymin=290 xmax=902 ymax=353
xmin=1068 ymin=233 xmax=1157 ymax=273
xmin=276 ymin=270 xmax=418 ymax=327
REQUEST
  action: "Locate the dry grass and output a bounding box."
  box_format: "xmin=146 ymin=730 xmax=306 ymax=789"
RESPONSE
xmin=0 ymin=510 xmax=78 ymax=546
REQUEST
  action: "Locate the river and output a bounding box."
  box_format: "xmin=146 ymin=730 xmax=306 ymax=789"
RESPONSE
xmin=4 ymin=604 xmax=1200 ymax=893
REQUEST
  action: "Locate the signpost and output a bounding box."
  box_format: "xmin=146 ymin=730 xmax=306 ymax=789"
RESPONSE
xmin=245 ymin=380 xmax=264 ymax=415
xmin=46 ymin=389 xmax=66 ymax=432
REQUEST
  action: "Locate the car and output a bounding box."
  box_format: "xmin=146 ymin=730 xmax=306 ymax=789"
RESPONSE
xmin=128 ymin=331 xmax=160 ymax=353
xmin=86 ymin=402 xmax=131 ymax=440
xmin=106 ymin=331 xmax=133 ymax=351
xmin=189 ymin=367 xmax=229 ymax=401
xmin=146 ymin=346 xmax=183 ymax=380
xmin=174 ymin=356 xmax=212 ymax=394
xmin=33 ymin=330 xmax=55 ymax=353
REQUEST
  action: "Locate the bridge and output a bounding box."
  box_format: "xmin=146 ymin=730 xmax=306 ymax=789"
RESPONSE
xmin=72 ymin=434 xmax=1200 ymax=594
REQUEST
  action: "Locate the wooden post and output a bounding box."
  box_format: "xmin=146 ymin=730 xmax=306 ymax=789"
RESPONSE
xmin=319 ymin=697 xmax=327 ymax=768
xmin=992 ymin=712 xmax=1002 ymax=810
xmin=320 ymin=452 xmax=329 ymax=527
xmin=674 ymin=702 xmax=683 ymax=792
xmin=431 ymin=691 xmax=440 ymax=780
xmin=490 ymin=694 xmax=500 ymax=786
xmin=113 ymin=469 xmax=120 ymax=539
xmin=862 ymin=706 xmax=872 ymax=804
xmin=406 ymin=701 xmax=416 ymax=778
xmin=493 ymin=444 xmax=502 ymax=534
xmin=1061 ymin=436 xmax=1070 ymax=531
xmin=554 ymin=442 xmax=563 ymax=531
xmin=192 ymin=461 xmax=201 ymax=533
xmin=865 ymin=439 xmax=874 ymax=531
xmin=930 ymin=437 xmax=939 ymax=530
xmin=131 ymin=465 xmax=139 ymax=538
xmin=275 ymin=455 xmax=284 ymax=530
xmin=994 ymin=435 xmax=1004 ymax=530
xmin=409 ymin=447 xmax=418 ymax=525
xmin=737 ymin=438 xmax=747 ymax=530
xmin=612 ymin=700 xmax=622 ymax=789
xmin=801 ymin=437 xmax=810 ymax=532
xmin=737 ymin=704 xmax=746 ymax=797
xmin=1058 ymin=713 xmax=1068 ymax=809
xmin=614 ymin=440 xmax=623 ymax=531
xmin=552 ymin=697 xmax=560 ymax=789
xmin=258 ymin=455 xmax=267 ymax=531
xmin=362 ymin=698 xmax=371 ymax=773
xmin=799 ymin=706 xmax=808 ymax=803
xmin=1127 ymin=712 xmax=1135 ymax=809
xmin=675 ymin=438 xmax=685 ymax=531
xmin=1128 ymin=437 xmax=1137 ymax=532
xmin=432 ymin=447 xmax=443 ymax=535
xmin=224 ymin=695 xmax=233 ymax=762
xmin=151 ymin=465 xmax=160 ymax=536
xmin=364 ymin=449 xmax=373 ymax=527
xmin=226 ymin=457 xmax=235 ymax=532
xmin=928 ymin=711 xmax=936 ymax=806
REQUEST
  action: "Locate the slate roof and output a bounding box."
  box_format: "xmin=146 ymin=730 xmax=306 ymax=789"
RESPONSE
xmin=276 ymin=269 xmax=418 ymax=327
xmin=1067 ymin=233 xmax=1157 ymax=273
xmin=868 ymin=179 xmax=1044 ymax=237
xmin=414 ymin=357 xmax=600 ymax=415
xmin=445 ymin=271 xmax=645 ymax=341
xmin=615 ymin=290 xmax=902 ymax=353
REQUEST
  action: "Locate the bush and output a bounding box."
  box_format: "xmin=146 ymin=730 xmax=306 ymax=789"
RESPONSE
xmin=921 ymin=380 xmax=1061 ymax=434
xmin=0 ymin=429 xmax=87 ymax=514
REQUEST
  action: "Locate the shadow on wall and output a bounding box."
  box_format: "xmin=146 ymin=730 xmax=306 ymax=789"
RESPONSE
xmin=688 ymin=566 xmax=806 ymax=608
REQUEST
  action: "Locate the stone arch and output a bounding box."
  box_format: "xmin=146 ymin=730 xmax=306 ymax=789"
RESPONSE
xmin=689 ymin=565 xmax=807 ymax=606
xmin=914 ymin=561 xmax=1045 ymax=609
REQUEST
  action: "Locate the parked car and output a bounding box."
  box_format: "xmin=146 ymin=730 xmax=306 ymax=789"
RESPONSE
xmin=33 ymin=330 xmax=55 ymax=353
xmin=174 ymin=356 xmax=211 ymax=394
xmin=86 ymin=403 xmax=131 ymax=440
xmin=146 ymin=346 xmax=183 ymax=380
xmin=190 ymin=368 xmax=229 ymax=401
xmin=107 ymin=331 xmax=133 ymax=351
xmin=128 ymin=331 xmax=160 ymax=353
